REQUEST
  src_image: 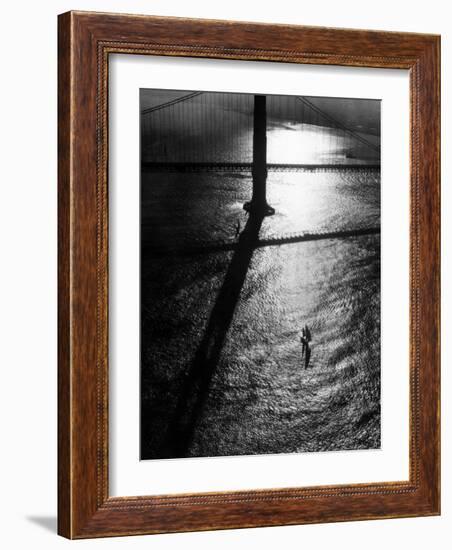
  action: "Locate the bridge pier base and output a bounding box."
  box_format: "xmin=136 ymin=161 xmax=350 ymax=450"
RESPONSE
xmin=243 ymin=200 xmax=275 ymax=216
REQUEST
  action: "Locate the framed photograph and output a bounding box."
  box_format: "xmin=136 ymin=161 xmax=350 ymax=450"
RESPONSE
xmin=58 ymin=11 xmax=440 ymax=538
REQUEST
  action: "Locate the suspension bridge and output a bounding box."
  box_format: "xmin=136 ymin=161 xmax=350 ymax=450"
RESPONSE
xmin=141 ymin=91 xmax=380 ymax=172
xmin=140 ymin=91 xmax=381 ymax=252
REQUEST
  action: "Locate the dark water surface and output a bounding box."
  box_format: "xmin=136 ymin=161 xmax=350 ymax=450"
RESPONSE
xmin=140 ymin=170 xmax=380 ymax=459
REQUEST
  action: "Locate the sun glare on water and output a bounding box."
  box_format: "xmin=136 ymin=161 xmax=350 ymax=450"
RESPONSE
xmin=267 ymin=123 xmax=344 ymax=164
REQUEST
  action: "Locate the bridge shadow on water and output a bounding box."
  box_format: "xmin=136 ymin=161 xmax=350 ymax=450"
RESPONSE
xmin=167 ymin=211 xmax=265 ymax=457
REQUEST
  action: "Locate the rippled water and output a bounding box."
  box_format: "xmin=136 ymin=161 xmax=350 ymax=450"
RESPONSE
xmin=142 ymin=170 xmax=379 ymax=247
xmin=141 ymin=170 xmax=380 ymax=459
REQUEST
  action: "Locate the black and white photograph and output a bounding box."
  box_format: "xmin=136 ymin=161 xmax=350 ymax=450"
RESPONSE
xmin=140 ymin=89 xmax=381 ymax=460
xmin=1 ymin=0 xmax=445 ymax=545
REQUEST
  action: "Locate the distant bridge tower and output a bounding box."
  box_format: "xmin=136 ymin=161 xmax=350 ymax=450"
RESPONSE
xmin=244 ymin=95 xmax=275 ymax=216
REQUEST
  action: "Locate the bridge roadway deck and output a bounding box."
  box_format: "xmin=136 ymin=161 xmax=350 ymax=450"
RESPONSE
xmin=142 ymin=162 xmax=380 ymax=173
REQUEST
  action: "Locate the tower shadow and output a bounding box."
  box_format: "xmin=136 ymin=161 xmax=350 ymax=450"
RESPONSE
xmin=168 ymin=211 xmax=265 ymax=457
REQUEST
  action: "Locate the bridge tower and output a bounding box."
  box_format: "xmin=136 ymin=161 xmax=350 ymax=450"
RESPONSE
xmin=244 ymin=95 xmax=275 ymax=216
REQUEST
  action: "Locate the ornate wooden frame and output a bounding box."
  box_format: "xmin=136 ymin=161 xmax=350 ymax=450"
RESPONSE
xmin=58 ymin=11 xmax=440 ymax=539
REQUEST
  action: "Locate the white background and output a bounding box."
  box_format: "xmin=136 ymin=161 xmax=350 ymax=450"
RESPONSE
xmin=110 ymin=55 xmax=409 ymax=496
xmin=0 ymin=0 xmax=449 ymax=548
